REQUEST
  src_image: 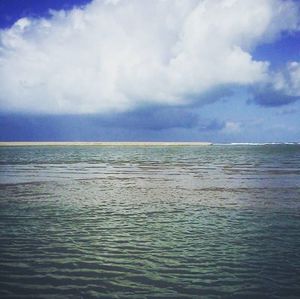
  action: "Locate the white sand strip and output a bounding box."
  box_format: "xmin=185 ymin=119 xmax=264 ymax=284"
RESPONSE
xmin=0 ymin=141 xmax=212 ymax=146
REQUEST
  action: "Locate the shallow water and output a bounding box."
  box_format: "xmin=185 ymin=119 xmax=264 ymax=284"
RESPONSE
xmin=0 ymin=145 xmax=300 ymax=298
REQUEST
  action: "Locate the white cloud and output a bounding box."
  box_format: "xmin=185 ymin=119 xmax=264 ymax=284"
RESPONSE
xmin=271 ymin=61 xmax=300 ymax=95
xmin=222 ymin=121 xmax=241 ymax=134
xmin=0 ymin=0 xmax=299 ymax=114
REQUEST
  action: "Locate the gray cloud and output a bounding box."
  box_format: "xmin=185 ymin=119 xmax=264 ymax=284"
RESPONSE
xmin=92 ymin=107 xmax=200 ymax=130
xmin=249 ymin=61 xmax=300 ymax=107
xmin=249 ymin=85 xmax=299 ymax=107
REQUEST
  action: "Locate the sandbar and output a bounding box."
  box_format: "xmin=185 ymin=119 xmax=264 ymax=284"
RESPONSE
xmin=0 ymin=141 xmax=212 ymax=147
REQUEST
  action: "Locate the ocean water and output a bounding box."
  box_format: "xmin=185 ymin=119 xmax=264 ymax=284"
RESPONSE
xmin=0 ymin=145 xmax=300 ymax=299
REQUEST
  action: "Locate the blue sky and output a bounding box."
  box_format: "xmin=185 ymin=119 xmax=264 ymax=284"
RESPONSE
xmin=0 ymin=0 xmax=300 ymax=142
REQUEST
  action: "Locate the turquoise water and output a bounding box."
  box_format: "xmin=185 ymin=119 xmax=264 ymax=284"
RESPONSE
xmin=0 ymin=145 xmax=300 ymax=298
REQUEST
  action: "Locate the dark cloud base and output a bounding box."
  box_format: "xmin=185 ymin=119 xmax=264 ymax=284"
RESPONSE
xmin=249 ymin=86 xmax=300 ymax=107
xmin=0 ymin=107 xmax=225 ymax=142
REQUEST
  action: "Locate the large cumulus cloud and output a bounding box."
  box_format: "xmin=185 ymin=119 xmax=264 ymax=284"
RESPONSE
xmin=0 ymin=0 xmax=299 ymax=114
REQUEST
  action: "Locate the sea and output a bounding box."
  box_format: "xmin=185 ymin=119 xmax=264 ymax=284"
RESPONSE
xmin=0 ymin=144 xmax=299 ymax=298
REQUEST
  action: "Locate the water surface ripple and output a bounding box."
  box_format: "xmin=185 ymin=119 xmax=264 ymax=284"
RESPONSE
xmin=0 ymin=145 xmax=300 ymax=298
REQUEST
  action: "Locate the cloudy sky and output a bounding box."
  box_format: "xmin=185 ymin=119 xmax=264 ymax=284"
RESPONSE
xmin=0 ymin=0 xmax=300 ymax=142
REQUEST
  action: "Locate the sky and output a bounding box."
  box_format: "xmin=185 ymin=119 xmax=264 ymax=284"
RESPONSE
xmin=0 ymin=0 xmax=300 ymax=142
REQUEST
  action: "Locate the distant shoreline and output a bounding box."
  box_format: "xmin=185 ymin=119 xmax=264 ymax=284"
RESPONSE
xmin=0 ymin=141 xmax=213 ymax=147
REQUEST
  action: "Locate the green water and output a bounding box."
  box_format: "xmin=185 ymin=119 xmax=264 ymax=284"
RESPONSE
xmin=0 ymin=145 xmax=300 ymax=298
